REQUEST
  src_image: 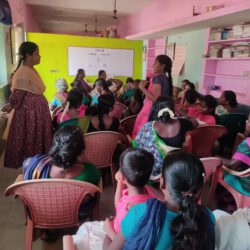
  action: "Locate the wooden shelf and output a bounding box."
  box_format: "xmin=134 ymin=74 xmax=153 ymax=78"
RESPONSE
xmin=204 ymin=73 xmax=249 ymax=79
xmin=205 ymin=57 xmax=250 ymax=60
xmin=208 ymin=37 xmax=250 ymax=44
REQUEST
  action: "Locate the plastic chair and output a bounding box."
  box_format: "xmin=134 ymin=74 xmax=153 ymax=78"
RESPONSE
xmin=216 ymin=113 xmax=246 ymax=151
xmin=232 ymin=132 xmax=247 ymax=155
xmin=120 ymin=115 xmax=137 ymax=136
xmin=200 ymin=157 xmax=223 ymax=206
xmin=63 ymin=235 xmax=76 ymax=250
xmin=211 ymin=165 xmax=250 ymax=209
xmin=109 ymin=102 xmax=126 ymax=119
xmin=183 ymin=125 xmax=227 ymax=157
xmin=5 ymin=179 xmax=100 ymax=250
xmin=84 ymin=131 xmax=128 ymax=185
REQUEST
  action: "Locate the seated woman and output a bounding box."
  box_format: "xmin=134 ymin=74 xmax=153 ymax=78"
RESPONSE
xmin=23 ymin=125 xmax=101 ymax=183
xmin=57 ymin=89 xmax=86 ymax=124
xmin=177 ymin=89 xmax=201 ymax=118
xmin=104 ymin=151 xmax=215 ymax=250
xmin=82 ymin=94 xmax=120 ymax=133
xmin=196 ymin=95 xmax=217 ymax=125
xmin=74 ymin=68 xmax=92 ymax=93
xmin=132 ymin=96 xmax=194 ymax=181
xmin=71 ymin=79 xmax=91 ymax=107
xmin=50 ymin=78 xmax=68 ymax=111
xmin=215 ymin=90 xmax=238 ymax=116
xmin=91 ymin=79 xmax=113 ymax=105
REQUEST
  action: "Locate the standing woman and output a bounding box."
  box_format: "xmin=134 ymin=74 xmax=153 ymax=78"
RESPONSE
xmin=3 ymin=41 xmax=53 ymax=168
xmin=132 ymin=55 xmax=173 ymax=138
xmin=74 ymin=69 xmax=92 ymax=93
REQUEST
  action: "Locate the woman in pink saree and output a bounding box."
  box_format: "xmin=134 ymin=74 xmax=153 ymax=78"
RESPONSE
xmin=132 ymin=55 xmax=173 ymax=138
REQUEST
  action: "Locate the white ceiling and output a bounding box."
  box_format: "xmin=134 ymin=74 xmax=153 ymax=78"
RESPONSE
xmin=25 ymin=0 xmax=153 ymax=34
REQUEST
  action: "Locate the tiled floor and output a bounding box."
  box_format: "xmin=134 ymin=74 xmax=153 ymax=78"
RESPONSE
xmin=0 ymin=154 xmax=115 ymax=250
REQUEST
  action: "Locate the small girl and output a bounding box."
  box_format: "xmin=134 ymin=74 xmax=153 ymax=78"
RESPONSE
xmin=73 ymin=148 xmax=162 ymax=250
xmin=71 ymin=79 xmax=91 ymax=107
xmin=57 ymin=89 xmax=86 ymax=124
xmin=104 ymin=151 xmax=215 ymax=250
xmin=50 ymin=78 xmax=68 ymax=111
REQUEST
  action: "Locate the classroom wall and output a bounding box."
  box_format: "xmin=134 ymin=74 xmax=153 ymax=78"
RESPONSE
xmin=0 ymin=24 xmax=8 ymax=87
xmin=27 ymin=33 xmax=143 ymax=101
xmin=118 ymin=0 xmax=248 ymax=38
xmin=8 ymin=0 xmax=41 ymax=32
xmin=167 ymin=29 xmax=206 ymax=88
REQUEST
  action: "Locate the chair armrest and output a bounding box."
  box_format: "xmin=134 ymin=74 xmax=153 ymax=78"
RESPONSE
xmin=222 ymin=165 xmax=250 ymax=177
xmin=63 ymin=235 xmax=75 ymax=250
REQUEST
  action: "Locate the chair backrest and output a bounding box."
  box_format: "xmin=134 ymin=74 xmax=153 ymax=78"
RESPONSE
xmin=5 ymin=179 xmax=100 ymax=228
xmin=184 ymin=125 xmax=227 ymax=157
xmin=109 ymin=102 xmax=126 ymax=119
xmin=201 ymin=157 xmax=223 ymax=182
xmin=232 ymin=133 xmax=247 ymax=155
xmin=120 ymin=115 xmax=137 ymax=136
xmin=84 ymin=131 xmax=128 ymax=167
xmin=216 ymin=113 xmax=246 ymax=149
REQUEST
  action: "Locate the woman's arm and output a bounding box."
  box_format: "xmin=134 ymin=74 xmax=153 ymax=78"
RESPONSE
xmin=9 ymin=89 xmax=27 ymax=110
xmin=114 ymin=171 xmax=125 ymax=206
xmin=103 ymin=230 xmax=125 ymax=250
xmin=139 ymin=80 xmax=161 ymax=102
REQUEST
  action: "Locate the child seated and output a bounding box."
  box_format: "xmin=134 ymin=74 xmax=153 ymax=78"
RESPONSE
xmin=196 ymin=95 xmax=217 ymax=125
xmin=120 ymin=78 xmax=137 ymax=103
xmin=104 ymin=151 xmax=215 ymax=250
xmin=177 ymin=89 xmax=201 ymax=117
xmin=73 ymin=148 xmax=162 ymax=250
xmin=50 ymin=78 xmax=68 ymax=111
xmin=71 ymin=80 xmax=91 ymax=107
xmin=57 ymin=89 xmax=86 ymax=124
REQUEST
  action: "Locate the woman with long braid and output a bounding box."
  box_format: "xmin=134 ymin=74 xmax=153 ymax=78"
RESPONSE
xmin=132 ymin=55 xmax=173 ymax=138
xmin=2 ymin=41 xmax=53 ymax=168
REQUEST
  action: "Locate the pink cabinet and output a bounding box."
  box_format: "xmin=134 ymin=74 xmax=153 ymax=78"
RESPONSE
xmin=200 ymin=29 xmax=250 ymax=105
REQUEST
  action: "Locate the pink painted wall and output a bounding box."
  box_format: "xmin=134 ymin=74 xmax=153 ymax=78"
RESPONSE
xmin=8 ymin=0 xmax=41 ymax=32
xmin=118 ymin=0 xmax=248 ymax=38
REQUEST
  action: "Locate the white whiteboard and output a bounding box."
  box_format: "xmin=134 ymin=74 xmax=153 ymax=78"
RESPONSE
xmin=68 ymin=47 xmax=134 ymax=76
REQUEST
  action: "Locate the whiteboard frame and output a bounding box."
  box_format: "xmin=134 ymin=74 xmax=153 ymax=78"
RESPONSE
xmin=67 ymin=46 xmax=134 ymax=77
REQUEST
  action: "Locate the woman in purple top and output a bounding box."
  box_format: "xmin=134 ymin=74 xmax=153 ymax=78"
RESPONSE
xmin=74 ymin=69 xmax=92 ymax=93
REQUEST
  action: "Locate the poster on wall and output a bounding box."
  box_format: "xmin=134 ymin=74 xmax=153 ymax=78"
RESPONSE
xmin=165 ymin=43 xmax=175 ymax=61
xmin=172 ymin=46 xmax=186 ymax=76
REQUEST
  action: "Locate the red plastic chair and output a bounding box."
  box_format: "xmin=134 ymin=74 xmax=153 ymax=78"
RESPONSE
xmin=5 ymin=179 xmax=100 ymax=250
xmin=120 ymin=115 xmax=137 ymax=136
xmin=211 ymin=165 xmax=250 ymax=209
xmin=200 ymin=157 xmax=223 ymax=206
xmin=183 ymin=125 xmax=227 ymax=157
xmin=84 ymin=131 xmax=128 ymax=185
xmin=109 ymin=102 xmax=126 ymax=119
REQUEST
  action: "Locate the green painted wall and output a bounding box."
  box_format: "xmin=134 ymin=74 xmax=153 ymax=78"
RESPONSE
xmin=27 ymin=33 xmax=143 ymax=101
xmin=168 ymin=29 xmax=206 ymax=89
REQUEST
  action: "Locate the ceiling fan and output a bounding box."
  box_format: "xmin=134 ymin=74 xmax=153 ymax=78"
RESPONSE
xmin=112 ymin=0 xmax=118 ymax=19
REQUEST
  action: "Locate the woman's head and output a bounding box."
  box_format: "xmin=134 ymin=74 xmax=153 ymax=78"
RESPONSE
xmin=76 ymin=69 xmax=85 ymax=79
xmin=162 ymin=151 xmax=213 ymax=250
xmin=184 ymin=89 xmax=197 ymax=105
xmin=49 ymin=126 xmax=85 ymax=169
xmin=55 ymin=78 xmax=68 ymax=92
xmin=162 ymin=151 xmax=205 ymax=205
xmin=120 ymin=148 xmax=154 ymax=188
xmin=200 ymin=95 xmax=218 ymax=115
xmin=15 ymin=42 xmax=40 ymax=72
xmin=95 ymin=79 xmax=109 ymax=94
xmin=182 ymin=79 xmax=191 ymax=90
xmin=219 ymin=90 xmax=238 ymax=108
xmin=66 ymin=89 xmax=83 ymax=109
xmin=98 ymin=70 xmax=107 ymax=80
xmin=149 ymin=96 xmax=175 ymax=122
xmin=185 ymin=81 xmax=195 ymax=91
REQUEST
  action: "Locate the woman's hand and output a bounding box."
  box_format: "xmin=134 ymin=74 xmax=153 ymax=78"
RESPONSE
xmin=115 ymin=171 xmax=123 ymax=183
xmin=139 ymin=80 xmax=147 ymax=90
xmin=1 ymin=103 xmax=12 ymax=113
xmin=104 ymin=217 xmax=116 ymax=240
